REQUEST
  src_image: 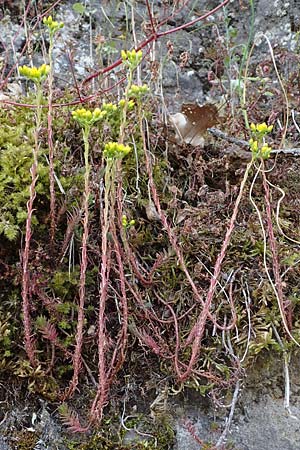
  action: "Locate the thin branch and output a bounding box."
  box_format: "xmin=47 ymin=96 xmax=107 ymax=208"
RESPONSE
xmin=208 ymin=127 xmax=300 ymax=156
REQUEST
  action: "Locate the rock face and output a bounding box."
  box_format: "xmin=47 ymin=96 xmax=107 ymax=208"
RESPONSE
xmin=1 ymin=1 xmax=300 ymax=449
xmin=1 ymin=0 xmax=298 ymax=106
xmin=175 ymin=398 xmax=300 ymax=450
xmin=174 ymin=352 xmax=300 ymax=450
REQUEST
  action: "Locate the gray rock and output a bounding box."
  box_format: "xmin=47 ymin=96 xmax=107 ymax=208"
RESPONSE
xmin=0 ymin=436 xmax=11 ymax=450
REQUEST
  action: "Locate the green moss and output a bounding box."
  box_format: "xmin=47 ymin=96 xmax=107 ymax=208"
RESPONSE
xmin=64 ymin=417 xmax=175 ymax=450
xmin=0 ymin=100 xmax=81 ymax=241
xmin=0 ymin=311 xmax=17 ymax=371
xmin=10 ymin=431 xmax=38 ymax=450
xmin=51 ymin=269 xmax=80 ymax=299
xmin=0 ymin=108 xmax=47 ymax=240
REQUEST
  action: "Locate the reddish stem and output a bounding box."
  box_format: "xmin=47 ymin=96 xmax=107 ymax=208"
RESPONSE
xmin=180 ymin=161 xmax=252 ymax=380
xmin=21 ymin=162 xmax=38 ymax=367
xmin=262 ymin=166 xmax=292 ymax=332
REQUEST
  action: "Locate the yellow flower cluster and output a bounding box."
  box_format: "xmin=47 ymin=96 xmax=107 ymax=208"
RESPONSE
xmin=121 ymin=49 xmax=143 ymax=69
xmin=249 ymin=139 xmax=272 ymax=160
xmin=249 ymin=123 xmax=273 ymax=160
xmin=103 ymin=142 xmax=132 ymax=160
xmin=260 ymin=144 xmax=272 ymax=159
xmin=19 ymin=64 xmax=50 ymax=82
xmin=43 ymin=15 xmax=64 ymax=34
xmin=72 ymin=107 xmax=106 ymax=127
xmin=121 ymin=214 xmax=135 ymax=228
xmin=249 ymin=138 xmax=258 ymax=153
xmin=128 ymin=84 xmax=149 ymax=99
xmin=102 ymin=102 xmax=118 ymax=113
xmin=100 ymin=103 xmax=118 ymax=122
xmin=250 ymin=123 xmax=273 ymax=134
xmin=118 ymin=99 xmax=135 ymax=110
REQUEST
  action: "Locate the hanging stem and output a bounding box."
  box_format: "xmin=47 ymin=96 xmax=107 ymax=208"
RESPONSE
xmin=65 ymin=124 xmax=91 ymax=398
xmin=90 ymin=158 xmax=115 ymax=422
xmin=21 ymin=81 xmax=43 ymax=367
xmin=47 ymin=31 xmax=57 ymax=248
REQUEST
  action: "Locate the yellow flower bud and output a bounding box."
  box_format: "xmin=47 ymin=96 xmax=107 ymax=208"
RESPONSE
xmin=43 ymin=15 xmax=64 ymax=33
xmin=102 ymin=102 xmax=117 ymax=112
xmin=72 ymin=107 xmax=106 ymax=127
xmin=121 ymin=50 xmax=128 ymax=61
xmin=249 ymin=139 xmax=258 ymax=152
xmin=256 ymin=123 xmax=268 ymax=133
xmin=121 ymin=49 xmax=143 ymax=69
xmin=261 ymin=144 xmax=272 ymax=159
xmin=19 ymin=64 xmax=50 ymax=82
xmin=103 ymin=142 xmax=132 ymax=160
xmin=128 ymin=100 xmax=135 ymax=109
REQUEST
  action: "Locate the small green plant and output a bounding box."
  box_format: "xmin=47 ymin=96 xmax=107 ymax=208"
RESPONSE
xmin=127 ymin=83 xmax=149 ymax=100
xmin=0 ymin=312 xmax=14 ymax=363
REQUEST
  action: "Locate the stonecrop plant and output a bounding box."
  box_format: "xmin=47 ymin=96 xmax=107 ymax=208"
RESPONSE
xmin=249 ymin=122 xmax=273 ymax=160
xmin=3 ymin=2 xmax=300 ymax=445
xmin=66 ymin=106 xmax=107 ymax=400
xmin=20 ymin=61 xmax=51 ymax=367
xmin=127 ymin=83 xmax=149 ymax=100
xmin=42 ymin=15 xmax=64 ymax=245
